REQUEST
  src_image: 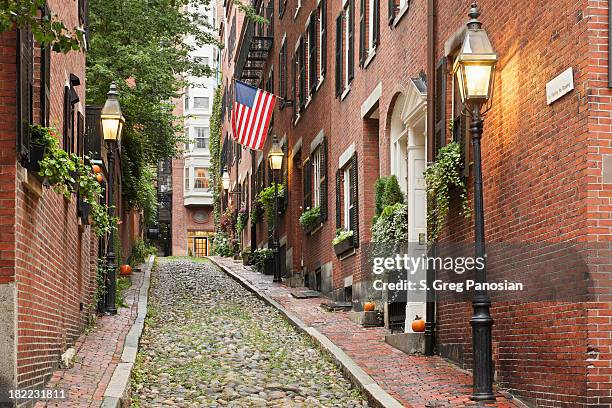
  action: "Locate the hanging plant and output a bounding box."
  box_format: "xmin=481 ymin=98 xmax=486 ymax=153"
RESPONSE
xmin=236 ymin=206 xmax=248 ymax=233
xmin=250 ymin=201 xmax=263 ymax=225
xmin=424 ymin=142 xmax=471 ymax=244
xmin=257 ymin=183 xmax=284 ymax=225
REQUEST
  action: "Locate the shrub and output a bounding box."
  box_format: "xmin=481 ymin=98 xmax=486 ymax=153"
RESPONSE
xmin=373 ymin=175 xmax=405 ymax=224
xmin=299 ymin=206 xmax=321 ymax=232
xmin=130 ymin=238 xmax=156 ymax=264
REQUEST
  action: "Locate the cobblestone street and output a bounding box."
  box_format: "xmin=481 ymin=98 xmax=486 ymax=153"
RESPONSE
xmin=131 ymin=258 xmax=369 ymax=407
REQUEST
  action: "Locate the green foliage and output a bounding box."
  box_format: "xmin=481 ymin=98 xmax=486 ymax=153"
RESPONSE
xmin=236 ymin=207 xmax=248 ymax=233
xmin=252 ymin=248 xmax=273 ymax=271
xmin=250 ymin=202 xmax=263 ymax=225
xmin=212 ymin=232 xmax=235 ymax=257
xmin=373 ymin=175 xmax=405 ymax=223
xmin=210 ymin=86 xmax=223 ymax=229
xmin=424 ymin=142 xmax=471 ymax=244
xmin=257 ymin=184 xmax=284 ymax=225
xmin=0 ymin=0 xmax=84 ymax=53
xmin=30 ymin=125 xmax=59 ymax=149
xmin=130 ymin=238 xmax=157 ymax=265
xmin=332 ymin=229 xmax=354 ymax=246
xmin=116 ymin=276 xmax=131 ymax=308
xmin=371 ymin=203 xmax=409 ymax=244
xmin=38 ymin=148 xmax=76 ymax=197
xmin=299 ymin=206 xmax=321 ymax=232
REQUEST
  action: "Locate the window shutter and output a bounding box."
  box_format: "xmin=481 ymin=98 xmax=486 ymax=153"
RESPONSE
xmin=63 ymin=86 xmax=72 ymax=153
xmin=279 ymin=42 xmax=286 ymax=101
xmin=335 ymin=13 xmax=343 ymax=97
xmin=17 ymin=25 xmax=33 ymax=164
xmin=303 ymin=158 xmax=312 ymax=210
xmin=373 ymin=0 xmax=380 ymax=46
xmin=85 ymin=106 xmax=102 ymax=159
xmin=321 ymin=0 xmax=327 ymax=76
xmin=291 ymin=53 xmax=297 ymax=119
xmin=335 ymin=169 xmax=342 ymax=228
xmin=359 ymin=0 xmax=365 ymax=67
xmin=388 ymin=0 xmax=395 ymax=25
xmin=350 ymin=154 xmax=359 ymax=247
xmin=40 ymin=6 xmax=51 ymax=127
xmin=434 ymin=57 xmax=447 ymax=159
xmin=320 ymin=137 xmax=328 ymax=221
xmin=309 ymin=13 xmax=317 ymax=93
xmin=279 ymin=0 xmax=285 ymax=17
xmin=299 ymin=37 xmax=306 ymax=110
xmin=348 ymin=0 xmax=355 ymax=81
xmin=77 ymin=112 xmax=84 ymax=157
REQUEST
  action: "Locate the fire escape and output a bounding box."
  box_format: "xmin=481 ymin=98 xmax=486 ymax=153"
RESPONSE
xmin=235 ymin=0 xmax=274 ymax=85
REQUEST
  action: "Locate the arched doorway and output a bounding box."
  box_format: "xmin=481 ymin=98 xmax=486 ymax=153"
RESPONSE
xmin=388 ymin=79 xmax=428 ymax=332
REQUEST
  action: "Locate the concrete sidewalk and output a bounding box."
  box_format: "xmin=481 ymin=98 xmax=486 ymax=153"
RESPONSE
xmin=210 ymin=256 xmax=522 ymax=408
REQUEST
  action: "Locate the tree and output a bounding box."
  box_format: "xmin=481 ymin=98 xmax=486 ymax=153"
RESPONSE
xmin=0 ymin=0 xmax=83 ymax=52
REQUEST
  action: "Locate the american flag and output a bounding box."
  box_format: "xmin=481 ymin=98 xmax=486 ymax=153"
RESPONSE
xmin=231 ymin=80 xmax=277 ymax=150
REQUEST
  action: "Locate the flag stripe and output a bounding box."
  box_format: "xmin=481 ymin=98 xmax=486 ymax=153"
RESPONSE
xmin=231 ymin=80 xmax=277 ymax=151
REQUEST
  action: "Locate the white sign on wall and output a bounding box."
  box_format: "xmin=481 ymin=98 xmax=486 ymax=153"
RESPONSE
xmin=546 ymin=68 xmax=574 ymax=105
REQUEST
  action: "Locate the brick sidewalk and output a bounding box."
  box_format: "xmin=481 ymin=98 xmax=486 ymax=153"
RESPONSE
xmin=211 ymin=256 xmax=522 ymax=408
xmin=34 ymin=270 xmax=145 ymax=408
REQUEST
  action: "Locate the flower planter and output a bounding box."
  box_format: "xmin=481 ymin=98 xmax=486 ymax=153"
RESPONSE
xmin=27 ymin=143 xmax=47 ymax=174
xmin=262 ymin=257 xmax=274 ymax=275
xmin=334 ymin=239 xmax=355 ymax=257
xmin=301 ymin=215 xmax=322 ymax=235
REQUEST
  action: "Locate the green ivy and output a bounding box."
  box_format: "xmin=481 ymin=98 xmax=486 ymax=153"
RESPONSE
xmin=210 ymin=86 xmax=223 ymax=230
xmin=424 ymin=142 xmax=471 ymax=244
xmin=257 ymin=184 xmax=284 ymax=225
xmin=299 ymin=206 xmax=321 ymax=232
xmin=373 ymin=175 xmax=405 ymax=224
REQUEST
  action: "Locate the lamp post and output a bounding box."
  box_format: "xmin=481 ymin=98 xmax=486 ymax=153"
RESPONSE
xmin=101 ymin=82 xmax=125 ymax=316
xmin=452 ymin=3 xmax=498 ymax=402
xmin=267 ymin=136 xmax=284 ymax=283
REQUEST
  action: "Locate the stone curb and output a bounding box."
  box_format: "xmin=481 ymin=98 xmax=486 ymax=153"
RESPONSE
xmin=102 ymin=255 xmax=155 ymax=408
xmin=208 ymin=257 xmax=406 ymax=408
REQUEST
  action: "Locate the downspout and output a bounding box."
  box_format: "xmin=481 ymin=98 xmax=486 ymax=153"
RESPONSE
xmin=424 ymin=0 xmax=436 ymax=357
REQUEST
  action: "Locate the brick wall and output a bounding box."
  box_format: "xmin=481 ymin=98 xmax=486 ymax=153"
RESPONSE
xmin=0 ymin=0 xmax=100 ymax=393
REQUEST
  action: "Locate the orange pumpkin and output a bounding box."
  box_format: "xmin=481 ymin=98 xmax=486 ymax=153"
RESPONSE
xmin=411 ymin=315 xmax=425 ymax=332
xmin=95 ymin=174 xmax=103 ymax=183
xmin=91 ymin=164 xmax=102 ymax=174
xmin=364 ymin=301 xmax=375 ymax=312
xmin=119 ymin=264 xmax=132 ymax=276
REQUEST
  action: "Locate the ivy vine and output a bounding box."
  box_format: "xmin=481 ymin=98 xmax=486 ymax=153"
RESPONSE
xmin=424 ymin=142 xmax=471 ymax=244
xmin=210 ymin=86 xmax=223 ymax=229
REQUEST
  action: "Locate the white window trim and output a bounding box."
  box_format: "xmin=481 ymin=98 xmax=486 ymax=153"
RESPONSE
xmin=293 ymin=0 xmax=302 ymax=19
xmin=312 ymin=147 xmax=322 ymax=207
xmin=318 ymin=5 xmax=325 ymax=78
xmin=368 ymin=0 xmax=374 ymax=52
xmin=343 ymin=165 xmax=351 ymax=230
xmin=344 ymin=7 xmax=349 ymax=88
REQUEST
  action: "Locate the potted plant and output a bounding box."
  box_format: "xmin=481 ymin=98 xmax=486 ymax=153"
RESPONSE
xmin=27 ymin=125 xmax=59 ymax=174
xmin=253 ymin=248 xmax=273 ymax=274
xmin=299 ymin=206 xmax=321 ymax=234
xmin=332 ymin=228 xmax=355 ymax=257
xmin=242 ymin=248 xmax=253 ymax=265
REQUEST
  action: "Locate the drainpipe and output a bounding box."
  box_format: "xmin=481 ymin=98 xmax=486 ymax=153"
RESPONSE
xmin=424 ymin=0 xmax=436 ymax=357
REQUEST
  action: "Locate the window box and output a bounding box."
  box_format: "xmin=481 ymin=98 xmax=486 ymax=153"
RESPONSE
xmin=27 ymin=143 xmax=47 ymax=175
xmin=333 ymin=238 xmax=355 ymax=257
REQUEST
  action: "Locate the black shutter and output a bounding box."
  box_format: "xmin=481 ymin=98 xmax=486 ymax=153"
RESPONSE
xmin=298 ymin=37 xmax=306 ymax=110
xmin=359 ymin=0 xmax=365 ymax=67
xmin=77 ymin=112 xmax=84 ymax=157
xmin=434 ymin=57 xmax=447 ymax=159
xmin=40 ymin=6 xmax=51 ymax=127
xmin=279 ymin=0 xmax=285 ymax=17
xmin=85 ymin=106 xmax=102 ymax=159
xmin=335 ymin=169 xmax=342 ymax=228
xmin=17 ymin=25 xmax=33 ymax=164
xmin=320 ymin=137 xmax=328 ymax=221
xmin=373 ymin=0 xmax=380 ymax=46
xmin=309 ymin=13 xmax=317 ymax=93
xmin=388 ymin=0 xmax=395 ymax=25
xmin=63 ymin=86 xmax=71 ymax=153
xmin=279 ymin=42 xmax=286 ymax=101
xmin=321 ymin=0 xmax=327 ymax=76
xmin=303 ymin=158 xmax=312 ymax=210
xmin=291 ymin=53 xmax=297 ymax=119
xmin=348 ymin=0 xmax=355 ymax=81
xmin=350 ymin=154 xmax=359 ymax=247
xmin=335 ymin=13 xmax=342 ymax=97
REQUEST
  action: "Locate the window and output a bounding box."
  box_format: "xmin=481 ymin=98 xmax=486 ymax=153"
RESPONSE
xmin=297 ymin=36 xmax=306 ymax=110
xmin=360 ymin=0 xmax=379 ymax=66
xmin=336 ymin=0 xmax=354 ymax=97
xmin=343 ymin=163 xmax=352 ymax=230
xmin=185 ymin=87 xmax=190 ymax=110
xmin=195 ymin=56 xmax=209 ymax=66
xmin=388 ymin=0 xmax=406 ymax=25
xmin=184 ymin=168 xmax=190 ymax=191
xmin=318 ymin=0 xmax=327 ymax=78
xmin=312 ymin=146 xmax=322 ymax=207
xmin=193 ymin=97 xmax=209 ymax=109
xmin=307 ymin=13 xmax=317 ymax=93
xmin=195 ymin=127 xmax=210 ymax=149
xmin=194 ymin=167 xmax=210 ymax=190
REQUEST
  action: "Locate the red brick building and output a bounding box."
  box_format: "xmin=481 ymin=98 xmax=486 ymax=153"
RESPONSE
xmin=220 ymin=0 xmax=612 ymax=405
xmin=0 ymin=1 xmax=138 ymax=402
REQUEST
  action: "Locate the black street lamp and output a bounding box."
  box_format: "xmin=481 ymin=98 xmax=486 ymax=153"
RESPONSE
xmin=267 ymin=136 xmax=284 ymax=283
xmin=452 ymin=3 xmax=498 ymax=402
xmin=101 ymin=83 xmax=125 ymax=316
